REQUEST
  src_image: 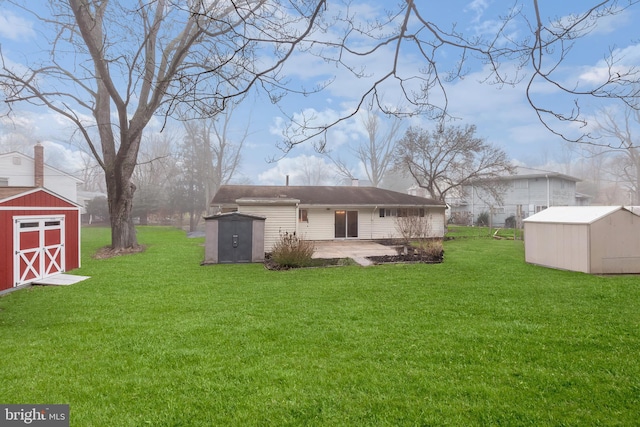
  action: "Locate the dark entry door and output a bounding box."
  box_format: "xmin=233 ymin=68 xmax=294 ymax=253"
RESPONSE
xmin=218 ymin=218 xmax=253 ymax=263
xmin=335 ymin=210 xmax=358 ymax=238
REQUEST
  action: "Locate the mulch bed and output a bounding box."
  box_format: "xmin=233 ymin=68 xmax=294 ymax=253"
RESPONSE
xmin=264 ymin=247 xmax=444 ymax=269
xmin=264 ymin=256 xmax=348 ymax=270
xmin=367 ymin=249 xmax=444 ymax=265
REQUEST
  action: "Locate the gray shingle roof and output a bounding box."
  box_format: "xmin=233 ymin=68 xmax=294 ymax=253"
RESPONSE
xmin=211 ymin=185 xmax=445 ymax=207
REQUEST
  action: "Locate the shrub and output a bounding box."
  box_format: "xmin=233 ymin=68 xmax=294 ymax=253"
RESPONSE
xmin=448 ymin=212 xmax=473 ymax=225
xmin=504 ymin=215 xmax=516 ymax=228
xmin=475 ymin=211 xmax=489 ymax=226
xmin=417 ymin=238 xmax=444 ymax=261
xmin=271 ymin=231 xmax=315 ymax=268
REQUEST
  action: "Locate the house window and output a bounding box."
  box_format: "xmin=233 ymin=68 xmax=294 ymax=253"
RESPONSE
xmin=379 ymin=209 xmax=385 ymax=218
xmin=535 ymin=205 xmax=547 ymax=213
xmin=0 ymin=178 xmax=8 ymax=187
xmin=298 ymin=209 xmax=308 ymax=222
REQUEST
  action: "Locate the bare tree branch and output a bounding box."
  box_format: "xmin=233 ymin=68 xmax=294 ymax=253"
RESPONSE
xmin=393 ymin=124 xmax=515 ymax=202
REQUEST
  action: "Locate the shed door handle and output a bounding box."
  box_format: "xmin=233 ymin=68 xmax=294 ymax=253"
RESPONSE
xmin=232 ymin=234 xmax=239 ymax=248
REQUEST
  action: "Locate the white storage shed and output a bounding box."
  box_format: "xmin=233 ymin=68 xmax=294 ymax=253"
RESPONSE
xmin=523 ymin=206 xmax=640 ymax=274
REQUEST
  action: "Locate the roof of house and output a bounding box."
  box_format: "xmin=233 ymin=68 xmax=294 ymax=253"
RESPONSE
xmin=469 ymin=166 xmax=580 ymax=184
xmin=512 ymin=166 xmax=580 ymax=182
xmin=523 ymin=206 xmax=638 ymax=224
xmin=211 ymin=185 xmax=446 ymax=207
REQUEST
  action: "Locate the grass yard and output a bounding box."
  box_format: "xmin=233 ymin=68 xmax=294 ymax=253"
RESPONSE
xmin=1 ymin=226 xmax=639 ymax=426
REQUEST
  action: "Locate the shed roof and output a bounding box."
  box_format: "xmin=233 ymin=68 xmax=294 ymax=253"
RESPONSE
xmin=211 ymin=185 xmax=445 ymax=208
xmin=0 ymin=187 xmax=80 ymax=207
xmin=523 ymin=206 xmax=636 ymax=224
xmin=203 ymin=211 xmax=266 ymax=221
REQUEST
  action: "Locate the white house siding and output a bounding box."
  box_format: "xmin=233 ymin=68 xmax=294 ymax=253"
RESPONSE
xmin=0 ymin=154 xmax=80 ymax=203
xmin=297 ymin=208 xmax=335 ymax=240
xmin=238 ymin=205 xmax=297 ymax=251
xmin=454 ymin=176 xmax=579 ymax=226
xmin=296 ymin=206 xmax=446 ymax=241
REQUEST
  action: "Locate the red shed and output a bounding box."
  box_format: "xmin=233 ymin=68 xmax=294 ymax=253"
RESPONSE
xmin=0 ymin=187 xmax=81 ymax=291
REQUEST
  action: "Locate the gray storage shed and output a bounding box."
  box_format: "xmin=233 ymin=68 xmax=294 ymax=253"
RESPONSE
xmin=204 ymin=212 xmax=266 ymax=264
xmin=523 ymin=206 xmax=640 ymax=274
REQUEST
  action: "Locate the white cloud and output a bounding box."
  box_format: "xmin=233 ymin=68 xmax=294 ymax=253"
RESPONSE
xmin=257 ymin=154 xmax=342 ymax=185
xmin=464 ymin=0 xmax=490 ymax=23
xmin=0 ymin=9 xmax=36 ymax=41
xmin=40 ymin=140 xmax=92 ymax=176
xmin=552 ymin=5 xmax=633 ymax=37
xmin=578 ymin=43 xmax=640 ymax=85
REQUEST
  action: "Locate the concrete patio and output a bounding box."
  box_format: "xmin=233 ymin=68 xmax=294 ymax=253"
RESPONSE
xmin=311 ymin=240 xmax=398 ymax=266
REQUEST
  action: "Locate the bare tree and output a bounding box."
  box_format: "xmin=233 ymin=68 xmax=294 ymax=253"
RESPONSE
xmin=0 ymin=0 xmax=329 ymax=249
xmin=278 ymin=1 xmax=640 ymax=149
xmin=297 ymin=156 xmax=339 ymax=185
xmin=0 ymin=117 xmax=38 ymax=154
xmin=393 ymin=124 xmax=515 ymax=202
xmin=1 ymin=0 xmax=638 ymax=250
xmin=327 ymin=108 xmax=403 ymax=187
xmin=74 ymin=150 xmax=105 ymax=193
xmin=594 ymin=107 xmax=640 ymax=203
xmin=569 ymin=143 xmax=609 ymax=203
xmin=177 ymin=104 xmax=246 ymax=231
xmin=132 ymin=132 xmax=177 ymax=225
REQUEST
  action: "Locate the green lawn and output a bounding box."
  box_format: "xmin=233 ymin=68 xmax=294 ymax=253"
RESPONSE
xmin=1 ymin=226 xmax=639 ymax=426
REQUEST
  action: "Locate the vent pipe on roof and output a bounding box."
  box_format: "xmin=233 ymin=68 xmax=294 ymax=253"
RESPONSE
xmin=34 ymin=143 xmax=44 ymax=188
xmin=286 ymin=175 xmax=289 ymax=186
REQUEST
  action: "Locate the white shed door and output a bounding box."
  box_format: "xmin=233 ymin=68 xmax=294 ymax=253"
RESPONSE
xmin=13 ymin=216 xmax=65 ymax=286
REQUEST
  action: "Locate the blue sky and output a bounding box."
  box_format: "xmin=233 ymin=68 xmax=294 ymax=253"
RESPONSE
xmin=0 ymin=1 xmax=638 ymax=187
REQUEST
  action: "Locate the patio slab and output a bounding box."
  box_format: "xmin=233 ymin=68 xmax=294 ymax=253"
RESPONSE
xmin=311 ymin=241 xmax=398 ymax=265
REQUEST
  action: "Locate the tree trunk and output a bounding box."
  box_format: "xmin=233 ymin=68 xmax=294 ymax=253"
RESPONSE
xmin=106 ymin=173 xmax=139 ymax=249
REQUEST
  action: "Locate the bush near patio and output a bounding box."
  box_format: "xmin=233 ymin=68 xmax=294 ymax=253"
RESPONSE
xmin=0 ymin=226 xmax=639 ymax=426
xmin=267 ymin=231 xmax=315 ymax=269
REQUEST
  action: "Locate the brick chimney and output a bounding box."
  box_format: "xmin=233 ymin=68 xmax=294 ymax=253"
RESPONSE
xmin=34 ymin=143 xmax=44 ymax=187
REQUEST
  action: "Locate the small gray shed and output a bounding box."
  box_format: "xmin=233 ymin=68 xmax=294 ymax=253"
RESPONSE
xmin=523 ymin=206 xmax=640 ymax=274
xmin=203 ymin=212 xmax=266 ymax=264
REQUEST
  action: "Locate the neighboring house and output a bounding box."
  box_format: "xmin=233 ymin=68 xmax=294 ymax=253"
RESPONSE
xmin=210 ymin=185 xmax=447 ymax=251
xmin=0 ymin=144 xmax=83 ymax=203
xmin=524 ymin=206 xmax=640 ymax=274
xmin=448 ymin=167 xmax=590 ymax=226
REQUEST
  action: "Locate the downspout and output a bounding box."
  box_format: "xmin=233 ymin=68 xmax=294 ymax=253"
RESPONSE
xmin=546 ymin=175 xmax=550 ymax=208
xmin=372 ymin=206 xmax=378 ymax=239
